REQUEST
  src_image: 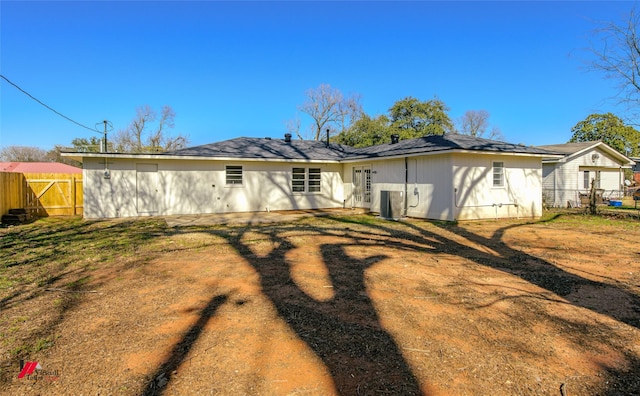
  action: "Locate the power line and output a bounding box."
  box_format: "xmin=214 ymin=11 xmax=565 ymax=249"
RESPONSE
xmin=0 ymin=74 xmax=97 ymax=132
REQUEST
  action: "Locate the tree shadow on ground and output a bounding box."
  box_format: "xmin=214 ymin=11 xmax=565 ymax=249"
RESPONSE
xmin=432 ymin=221 xmax=640 ymax=329
xmin=320 ymin=214 xmax=640 ymax=394
xmin=141 ymin=214 xmax=640 ymax=395
xmin=428 ymin=220 xmax=640 ymax=395
xmin=141 ymin=294 xmax=228 ymax=396
xmin=224 ymin=226 xmax=423 ymax=395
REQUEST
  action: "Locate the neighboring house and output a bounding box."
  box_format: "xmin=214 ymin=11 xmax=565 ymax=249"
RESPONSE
xmin=63 ymin=134 xmax=559 ymax=221
xmin=0 ymin=162 xmax=82 ymax=174
xmin=537 ymin=141 xmax=635 ymax=208
xmin=631 ymin=157 xmax=640 ymax=185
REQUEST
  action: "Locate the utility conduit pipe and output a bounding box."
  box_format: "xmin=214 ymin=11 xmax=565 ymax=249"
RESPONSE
xmin=454 ymin=188 xmax=518 ymax=219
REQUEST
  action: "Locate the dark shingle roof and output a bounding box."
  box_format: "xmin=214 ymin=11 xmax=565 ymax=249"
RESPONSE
xmin=348 ymin=134 xmax=557 ymax=159
xmin=165 ymin=134 xmax=558 ymax=161
xmin=536 ymin=141 xmax=598 ymax=155
xmin=165 ymin=137 xmax=357 ymax=161
xmin=536 ymin=141 xmax=634 ymax=165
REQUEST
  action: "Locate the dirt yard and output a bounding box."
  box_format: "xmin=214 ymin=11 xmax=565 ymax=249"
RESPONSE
xmin=1 ymin=211 xmax=640 ymax=395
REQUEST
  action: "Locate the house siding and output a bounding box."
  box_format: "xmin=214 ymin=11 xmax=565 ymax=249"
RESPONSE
xmin=452 ymin=154 xmax=542 ymax=220
xmin=599 ymin=170 xmax=621 ymax=191
xmin=345 ymin=154 xmax=456 ymax=220
xmin=82 ymin=158 xmax=344 ymax=218
xmin=359 ymin=153 xmax=540 ymax=221
xmin=370 ymin=158 xmax=405 ymax=215
xmin=343 ymin=164 xmax=354 ymax=207
xmin=541 ymin=163 xmax=557 ymax=205
xmin=404 ymin=155 xmax=454 ymax=221
xmin=542 ymin=162 xmax=578 ymax=207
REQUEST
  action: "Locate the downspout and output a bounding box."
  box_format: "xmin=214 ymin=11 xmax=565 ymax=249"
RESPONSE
xmin=553 ymin=165 xmax=557 ymax=207
xmin=104 ymin=157 xmax=110 ymax=179
xmin=404 ymin=157 xmax=408 ymax=217
xmin=619 ymin=166 xmax=623 ymax=194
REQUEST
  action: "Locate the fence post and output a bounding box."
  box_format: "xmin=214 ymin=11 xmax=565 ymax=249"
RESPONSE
xmin=71 ymin=175 xmax=76 ymax=215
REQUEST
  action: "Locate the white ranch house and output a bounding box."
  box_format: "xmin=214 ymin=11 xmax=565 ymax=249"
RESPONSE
xmin=538 ymin=141 xmax=635 ymax=208
xmin=65 ymin=134 xmax=561 ymax=221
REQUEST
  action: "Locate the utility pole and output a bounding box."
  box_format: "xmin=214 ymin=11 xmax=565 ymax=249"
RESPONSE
xmin=102 ymin=120 xmax=108 ymax=153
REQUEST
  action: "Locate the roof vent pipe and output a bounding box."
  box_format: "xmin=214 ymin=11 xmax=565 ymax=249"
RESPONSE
xmin=326 ymin=128 xmax=330 ymax=147
xmin=391 ymin=134 xmax=400 ymax=144
xmin=284 ymin=133 xmax=292 ymax=143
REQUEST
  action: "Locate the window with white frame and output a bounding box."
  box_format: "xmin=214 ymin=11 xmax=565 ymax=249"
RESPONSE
xmin=492 ymin=161 xmax=504 ymax=187
xmin=292 ymin=167 xmax=322 ymax=193
xmin=583 ymin=170 xmax=601 ymax=189
xmin=225 ymin=165 xmax=243 ymax=185
xmin=583 ymin=171 xmax=590 ymax=189
xmin=292 ymin=167 xmax=306 ymax=192
xmin=308 ymin=168 xmax=321 ymax=192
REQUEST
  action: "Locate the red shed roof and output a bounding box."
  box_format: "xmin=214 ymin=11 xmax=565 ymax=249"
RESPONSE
xmin=0 ymin=162 xmax=82 ymax=174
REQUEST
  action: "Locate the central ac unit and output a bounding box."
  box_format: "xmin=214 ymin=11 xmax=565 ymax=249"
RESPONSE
xmin=380 ymin=190 xmax=404 ymax=219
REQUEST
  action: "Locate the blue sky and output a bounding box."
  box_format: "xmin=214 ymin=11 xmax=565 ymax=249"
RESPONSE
xmin=0 ymin=1 xmax=635 ymax=151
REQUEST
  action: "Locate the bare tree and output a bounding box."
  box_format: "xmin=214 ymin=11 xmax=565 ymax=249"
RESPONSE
xmin=114 ymin=105 xmax=188 ymax=153
xmin=456 ymin=110 xmax=504 ymax=140
xmin=285 ymin=114 xmax=301 ymax=140
xmin=0 ymin=145 xmax=81 ymax=166
xmin=294 ymin=84 xmax=362 ymax=140
xmin=148 ymin=105 xmax=176 ymax=149
xmin=46 ymin=145 xmax=82 ymax=167
xmin=486 ymin=126 xmax=504 ymax=141
xmin=588 ymin=6 xmax=640 ymax=113
xmin=0 ymin=146 xmax=49 ymax=161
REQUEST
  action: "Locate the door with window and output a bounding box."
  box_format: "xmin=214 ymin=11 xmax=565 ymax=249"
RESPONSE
xmin=353 ymin=166 xmax=371 ymax=208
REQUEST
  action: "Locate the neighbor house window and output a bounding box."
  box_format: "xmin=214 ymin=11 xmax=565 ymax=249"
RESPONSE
xmin=583 ymin=171 xmax=590 ymax=189
xmin=226 ymin=165 xmax=243 ymax=185
xmin=292 ymin=167 xmax=322 ymax=193
xmin=583 ymin=170 xmax=600 ymax=189
xmin=492 ymin=162 xmax=504 ymax=187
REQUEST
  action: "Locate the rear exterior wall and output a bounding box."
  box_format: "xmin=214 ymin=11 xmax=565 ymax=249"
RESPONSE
xmin=82 ymin=158 xmax=344 ymax=218
xmin=365 ymin=153 xmax=542 ymax=221
xmin=451 ymin=153 xmax=542 ymax=220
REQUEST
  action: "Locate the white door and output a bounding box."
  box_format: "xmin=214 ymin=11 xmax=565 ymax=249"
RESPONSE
xmin=136 ymin=164 xmax=159 ymax=213
xmin=353 ymin=166 xmax=371 ymax=208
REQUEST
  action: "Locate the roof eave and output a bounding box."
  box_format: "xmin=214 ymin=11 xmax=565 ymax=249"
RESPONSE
xmin=563 ymin=142 xmax=635 ymax=165
xmin=61 ymin=152 xmax=342 ymax=163
xmin=63 ymin=146 xmax=561 ymax=164
xmin=341 ymin=148 xmax=560 ymax=163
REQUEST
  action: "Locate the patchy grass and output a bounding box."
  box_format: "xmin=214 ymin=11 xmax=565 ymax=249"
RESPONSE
xmin=0 ymin=217 xmax=182 ymax=367
xmin=0 ymin=212 xmax=639 ymax=395
xmin=541 ymin=208 xmax=640 ymax=228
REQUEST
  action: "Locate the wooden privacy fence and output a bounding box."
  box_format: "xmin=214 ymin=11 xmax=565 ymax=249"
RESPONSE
xmin=0 ymin=172 xmax=26 ymax=216
xmin=0 ymin=172 xmax=83 ymax=217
